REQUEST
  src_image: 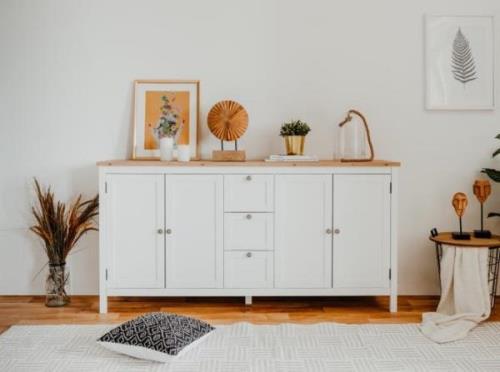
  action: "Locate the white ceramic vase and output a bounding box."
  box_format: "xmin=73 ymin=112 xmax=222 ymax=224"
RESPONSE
xmin=159 ymin=136 xmax=174 ymax=161
xmin=177 ymin=145 xmax=191 ymax=162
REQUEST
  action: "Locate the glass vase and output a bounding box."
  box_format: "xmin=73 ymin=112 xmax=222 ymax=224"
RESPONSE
xmin=46 ymin=263 xmax=69 ymax=307
xmin=338 ymin=118 xmax=368 ymax=160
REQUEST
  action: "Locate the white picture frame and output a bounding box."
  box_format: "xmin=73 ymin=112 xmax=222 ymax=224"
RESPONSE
xmin=132 ymin=80 xmax=199 ymax=159
xmin=425 ymin=15 xmax=495 ymax=110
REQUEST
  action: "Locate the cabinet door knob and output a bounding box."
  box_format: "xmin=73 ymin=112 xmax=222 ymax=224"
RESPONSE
xmin=246 ymin=252 xmax=252 ymax=258
xmin=246 ymin=175 xmax=252 ymax=181
xmin=157 ymin=228 xmax=164 ymax=234
xmin=326 ymin=228 xmax=332 ymax=234
xmin=166 ymin=228 xmax=172 ymax=235
xmin=334 ymin=228 xmax=340 ymax=234
xmin=246 ymin=214 xmax=252 ymax=220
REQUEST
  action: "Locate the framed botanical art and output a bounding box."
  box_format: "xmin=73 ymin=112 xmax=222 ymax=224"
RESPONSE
xmin=133 ymin=80 xmax=199 ymax=159
xmin=425 ymin=15 xmax=494 ymax=110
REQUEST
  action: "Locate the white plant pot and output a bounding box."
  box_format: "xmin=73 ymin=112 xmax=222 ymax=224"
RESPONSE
xmin=159 ymin=137 xmax=174 ymax=161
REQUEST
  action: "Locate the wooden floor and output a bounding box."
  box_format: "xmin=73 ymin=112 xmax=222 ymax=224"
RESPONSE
xmin=1 ymin=296 xmax=499 ymax=335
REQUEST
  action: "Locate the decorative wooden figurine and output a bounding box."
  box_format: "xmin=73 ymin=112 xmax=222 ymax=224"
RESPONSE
xmin=473 ymin=179 xmax=492 ymax=238
xmin=451 ymin=192 xmax=471 ymax=240
xmin=207 ymin=100 xmax=248 ymax=161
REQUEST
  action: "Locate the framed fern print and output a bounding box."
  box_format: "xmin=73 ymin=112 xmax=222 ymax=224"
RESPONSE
xmin=425 ymin=15 xmax=494 ymax=110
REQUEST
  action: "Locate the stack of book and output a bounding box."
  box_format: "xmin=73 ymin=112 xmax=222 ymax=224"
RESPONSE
xmin=265 ymin=155 xmax=319 ymax=162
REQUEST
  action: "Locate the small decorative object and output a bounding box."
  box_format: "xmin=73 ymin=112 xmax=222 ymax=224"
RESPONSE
xmin=451 ymin=192 xmax=471 ymax=240
xmin=97 ymin=312 xmax=214 ymax=362
xmin=30 ymin=179 xmax=98 ymax=307
xmin=425 ymin=15 xmax=494 ymax=110
xmin=177 ymin=144 xmax=191 ymax=162
xmin=207 ymin=100 xmax=248 ymax=161
xmin=473 ymin=179 xmax=492 ymax=238
xmin=337 ymin=109 xmax=374 ymax=162
xmin=133 ymin=80 xmax=199 ymax=159
xmin=280 ymin=120 xmax=311 ymax=156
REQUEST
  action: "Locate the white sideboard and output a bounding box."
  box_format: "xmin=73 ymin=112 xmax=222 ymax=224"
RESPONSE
xmin=97 ymin=160 xmax=400 ymax=313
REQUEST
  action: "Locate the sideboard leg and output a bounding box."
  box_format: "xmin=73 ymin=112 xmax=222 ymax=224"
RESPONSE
xmin=245 ymin=296 xmax=252 ymax=305
xmin=100 ymin=294 xmax=108 ymax=314
xmin=390 ymin=294 xmax=397 ymax=313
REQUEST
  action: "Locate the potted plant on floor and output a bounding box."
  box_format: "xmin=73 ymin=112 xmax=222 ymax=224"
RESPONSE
xmin=30 ymin=179 xmax=99 ymax=307
xmin=279 ymin=119 xmax=311 ymax=155
xmin=482 ymin=134 xmax=500 ymax=218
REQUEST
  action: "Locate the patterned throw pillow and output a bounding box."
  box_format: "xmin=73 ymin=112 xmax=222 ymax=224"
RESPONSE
xmin=97 ymin=312 xmax=214 ymax=362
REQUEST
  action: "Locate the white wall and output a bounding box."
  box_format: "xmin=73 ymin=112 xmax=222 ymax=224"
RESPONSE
xmin=1 ymin=0 xmax=499 ymax=295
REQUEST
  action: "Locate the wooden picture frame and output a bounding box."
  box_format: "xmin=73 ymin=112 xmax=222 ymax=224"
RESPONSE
xmin=132 ymin=80 xmax=200 ymax=159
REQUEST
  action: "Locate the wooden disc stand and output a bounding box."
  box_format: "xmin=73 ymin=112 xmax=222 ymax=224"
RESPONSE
xmin=212 ymin=140 xmax=246 ymax=162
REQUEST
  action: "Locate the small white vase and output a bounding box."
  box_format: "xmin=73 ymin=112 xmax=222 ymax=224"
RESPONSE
xmin=177 ymin=145 xmax=191 ymax=162
xmin=159 ymin=137 xmax=174 ymax=161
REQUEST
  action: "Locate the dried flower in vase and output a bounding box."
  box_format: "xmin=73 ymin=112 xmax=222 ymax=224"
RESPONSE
xmin=30 ymin=179 xmax=99 ymax=307
xmin=155 ymin=95 xmax=182 ymax=139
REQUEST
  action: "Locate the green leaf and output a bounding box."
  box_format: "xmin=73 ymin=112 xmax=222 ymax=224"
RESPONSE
xmin=493 ymin=148 xmax=500 ymax=158
xmin=495 ymin=133 xmax=500 ymax=140
xmin=482 ymin=168 xmax=500 ymax=182
xmin=487 ymin=212 xmax=500 ymax=218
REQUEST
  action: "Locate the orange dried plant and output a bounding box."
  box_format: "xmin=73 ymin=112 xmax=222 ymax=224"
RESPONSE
xmin=30 ymin=178 xmax=99 ymax=265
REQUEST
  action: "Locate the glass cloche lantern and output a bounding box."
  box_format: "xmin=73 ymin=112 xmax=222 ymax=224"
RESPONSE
xmin=337 ymin=109 xmax=374 ymax=162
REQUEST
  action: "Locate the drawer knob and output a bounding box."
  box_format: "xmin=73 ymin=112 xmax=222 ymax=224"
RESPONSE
xmin=246 ymin=175 xmax=252 ymax=181
xmin=326 ymin=228 xmax=332 ymax=234
xmin=246 ymin=214 xmax=252 ymax=220
xmin=246 ymin=252 xmax=252 ymax=258
xmin=157 ymin=228 xmax=164 ymax=234
xmin=334 ymin=228 xmax=340 ymax=234
xmin=166 ymin=228 xmax=172 ymax=235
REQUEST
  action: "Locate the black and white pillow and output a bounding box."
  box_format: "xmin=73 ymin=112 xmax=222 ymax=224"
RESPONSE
xmin=97 ymin=312 xmax=214 ymax=362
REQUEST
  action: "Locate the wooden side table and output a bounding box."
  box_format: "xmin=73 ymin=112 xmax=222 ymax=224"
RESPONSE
xmin=429 ymin=230 xmax=500 ymax=309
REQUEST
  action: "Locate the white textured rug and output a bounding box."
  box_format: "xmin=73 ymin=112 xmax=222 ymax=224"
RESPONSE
xmin=1 ymin=322 xmax=500 ymax=371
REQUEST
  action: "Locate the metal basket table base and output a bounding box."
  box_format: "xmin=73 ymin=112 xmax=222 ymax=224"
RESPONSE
xmin=431 ymin=228 xmax=500 ymax=310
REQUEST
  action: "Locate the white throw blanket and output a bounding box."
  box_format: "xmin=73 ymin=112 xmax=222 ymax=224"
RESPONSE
xmin=420 ymin=246 xmax=491 ymax=343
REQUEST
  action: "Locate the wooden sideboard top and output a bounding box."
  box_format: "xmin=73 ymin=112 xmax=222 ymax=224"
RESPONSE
xmin=96 ymin=159 xmax=401 ymax=167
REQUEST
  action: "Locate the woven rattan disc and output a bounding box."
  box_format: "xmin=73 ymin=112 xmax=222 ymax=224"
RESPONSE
xmin=207 ymin=100 xmax=248 ymax=141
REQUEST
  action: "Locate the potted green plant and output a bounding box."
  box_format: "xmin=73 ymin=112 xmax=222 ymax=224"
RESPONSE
xmin=483 ymin=134 xmax=500 ymax=218
xmin=279 ymin=120 xmax=311 ymax=155
xmin=30 ymin=179 xmax=99 ymax=307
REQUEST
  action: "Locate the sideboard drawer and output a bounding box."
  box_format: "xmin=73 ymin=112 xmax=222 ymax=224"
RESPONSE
xmin=224 ymin=213 xmax=273 ymax=251
xmin=224 ymin=251 xmax=273 ymax=288
xmin=224 ymin=175 xmax=274 ymax=212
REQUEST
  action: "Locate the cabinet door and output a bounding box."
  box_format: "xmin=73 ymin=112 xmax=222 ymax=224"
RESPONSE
xmin=106 ymin=174 xmax=164 ymax=289
xmin=333 ymin=174 xmax=391 ymax=289
xmin=275 ymin=175 xmax=332 ymax=288
xmin=165 ymin=175 xmax=223 ymax=288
